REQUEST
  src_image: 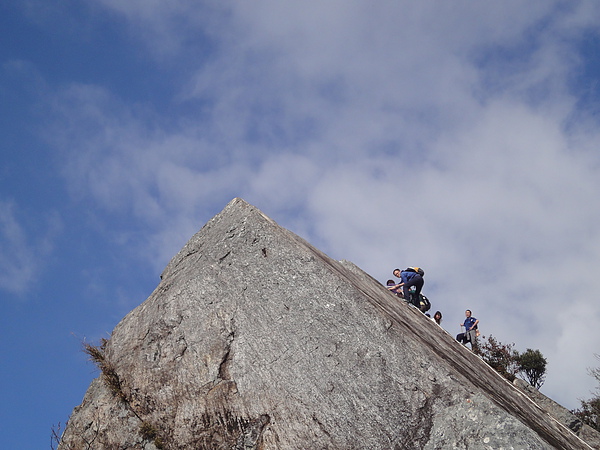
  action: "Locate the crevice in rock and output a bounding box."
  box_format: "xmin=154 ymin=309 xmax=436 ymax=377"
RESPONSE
xmin=311 ymin=413 xmax=332 ymax=439
xmin=396 ymin=385 xmax=437 ymax=450
xmin=175 ymin=335 xmax=188 ymax=361
xmin=218 ymin=331 xmax=235 ymax=381
xmin=219 ymin=251 xmax=231 ymax=264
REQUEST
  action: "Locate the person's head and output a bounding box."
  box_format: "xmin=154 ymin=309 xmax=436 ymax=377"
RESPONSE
xmin=393 ymin=268 xmax=401 ymax=278
xmin=465 ymin=309 xmax=472 ymax=317
xmin=386 ymin=279 xmax=395 ymax=286
xmin=434 ymin=311 xmax=442 ymax=321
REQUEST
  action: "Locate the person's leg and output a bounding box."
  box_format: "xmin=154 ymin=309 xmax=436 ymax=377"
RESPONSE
xmin=402 ymin=284 xmax=411 ymax=303
xmin=468 ymin=331 xmax=478 ymax=351
xmin=403 ymin=275 xmax=423 ymax=306
xmin=412 ymin=276 xmax=424 ymax=307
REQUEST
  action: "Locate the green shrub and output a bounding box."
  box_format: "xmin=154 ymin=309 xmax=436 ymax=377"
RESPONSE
xmin=516 ymin=348 xmax=547 ymax=389
xmin=573 ymin=355 xmax=600 ymax=431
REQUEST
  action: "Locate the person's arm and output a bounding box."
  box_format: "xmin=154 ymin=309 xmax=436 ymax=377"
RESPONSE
xmin=468 ymin=319 xmax=479 ymax=331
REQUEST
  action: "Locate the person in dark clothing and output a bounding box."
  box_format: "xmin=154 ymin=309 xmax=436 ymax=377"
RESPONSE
xmin=388 ymin=268 xmax=424 ymax=308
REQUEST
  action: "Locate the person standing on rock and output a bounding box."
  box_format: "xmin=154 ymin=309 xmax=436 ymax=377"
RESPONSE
xmin=388 ymin=267 xmax=424 ymax=308
xmin=456 ymin=310 xmax=479 ymax=349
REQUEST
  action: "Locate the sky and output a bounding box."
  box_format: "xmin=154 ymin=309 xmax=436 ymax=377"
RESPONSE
xmin=1 ymin=1 xmax=600 ymax=448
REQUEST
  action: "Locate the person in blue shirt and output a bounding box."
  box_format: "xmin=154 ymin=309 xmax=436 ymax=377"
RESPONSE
xmin=456 ymin=310 xmax=479 ymax=349
xmin=388 ymin=268 xmax=424 ymax=308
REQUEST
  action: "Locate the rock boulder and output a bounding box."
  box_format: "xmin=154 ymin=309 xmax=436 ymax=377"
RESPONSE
xmin=59 ymin=198 xmax=592 ymax=449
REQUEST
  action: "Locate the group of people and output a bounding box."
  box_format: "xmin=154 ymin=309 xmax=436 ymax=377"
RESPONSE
xmin=386 ymin=267 xmax=479 ymax=349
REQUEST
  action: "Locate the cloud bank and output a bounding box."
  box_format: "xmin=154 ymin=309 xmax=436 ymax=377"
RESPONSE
xmin=37 ymin=1 xmax=600 ymax=408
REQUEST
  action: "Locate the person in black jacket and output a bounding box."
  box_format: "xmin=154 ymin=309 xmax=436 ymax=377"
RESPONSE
xmin=388 ymin=268 xmax=424 ymax=308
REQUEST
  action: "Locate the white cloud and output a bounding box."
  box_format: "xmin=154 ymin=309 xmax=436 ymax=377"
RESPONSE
xmin=43 ymin=1 xmax=600 ymax=408
xmin=0 ymin=202 xmax=35 ymax=294
xmin=0 ymin=201 xmax=61 ymax=295
xmin=292 ymin=98 xmax=600 ymax=408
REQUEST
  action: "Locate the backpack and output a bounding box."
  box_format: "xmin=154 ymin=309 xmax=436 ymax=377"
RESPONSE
xmin=405 ymin=267 xmax=424 ymax=277
xmin=419 ymin=294 xmax=431 ymax=313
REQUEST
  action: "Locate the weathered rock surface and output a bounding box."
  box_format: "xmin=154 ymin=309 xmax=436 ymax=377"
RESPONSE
xmin=60 ymin=198 xmax=594 ymax=449
xmin=513 ymin=378 xmax=600 ymax=449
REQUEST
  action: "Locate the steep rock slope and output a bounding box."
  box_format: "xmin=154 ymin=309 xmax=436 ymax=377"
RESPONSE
xmin=513 ymin=379 xmax=600 ymax=449
xmin=59 ymin=198 xmax=592 ymax=449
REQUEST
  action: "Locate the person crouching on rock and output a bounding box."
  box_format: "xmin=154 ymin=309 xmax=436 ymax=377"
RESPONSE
xmin=388 ymin=268 xmax=424 ymax=308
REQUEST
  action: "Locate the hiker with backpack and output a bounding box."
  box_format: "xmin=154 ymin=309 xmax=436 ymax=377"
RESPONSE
xmin=388 ymin=267 xmax=424 ymax=309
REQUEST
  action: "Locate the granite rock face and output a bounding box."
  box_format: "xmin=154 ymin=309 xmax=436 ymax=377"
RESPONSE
xmin=59 ymin=198 xmax=593 ymax=449
xmin=513 ymin=378 xmax=600 ymax=449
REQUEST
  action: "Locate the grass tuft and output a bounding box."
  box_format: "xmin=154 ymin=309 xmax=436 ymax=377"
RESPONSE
xmin=82 ymin=338 xmax=126 ymax=401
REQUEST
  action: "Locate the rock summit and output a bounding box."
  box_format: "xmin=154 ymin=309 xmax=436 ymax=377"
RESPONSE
xmin=59 ymin=198 xmax=593 ymax=449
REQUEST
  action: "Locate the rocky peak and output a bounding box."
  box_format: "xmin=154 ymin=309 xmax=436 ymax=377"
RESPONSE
xmin=59 ymin=198 xmax=594 ymax=449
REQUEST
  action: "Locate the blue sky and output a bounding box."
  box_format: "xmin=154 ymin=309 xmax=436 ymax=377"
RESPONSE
xmin=2 ymin=1 xmax=600 ymax=447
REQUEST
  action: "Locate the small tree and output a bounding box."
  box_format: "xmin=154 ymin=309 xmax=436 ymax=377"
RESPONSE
xmin=573 ymin=355 xmax=600 ymax=431
xmin=515 ymin=348 xmax=547 ymax=389
xmin=476 ymin=335 xmax=520 ymax=382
